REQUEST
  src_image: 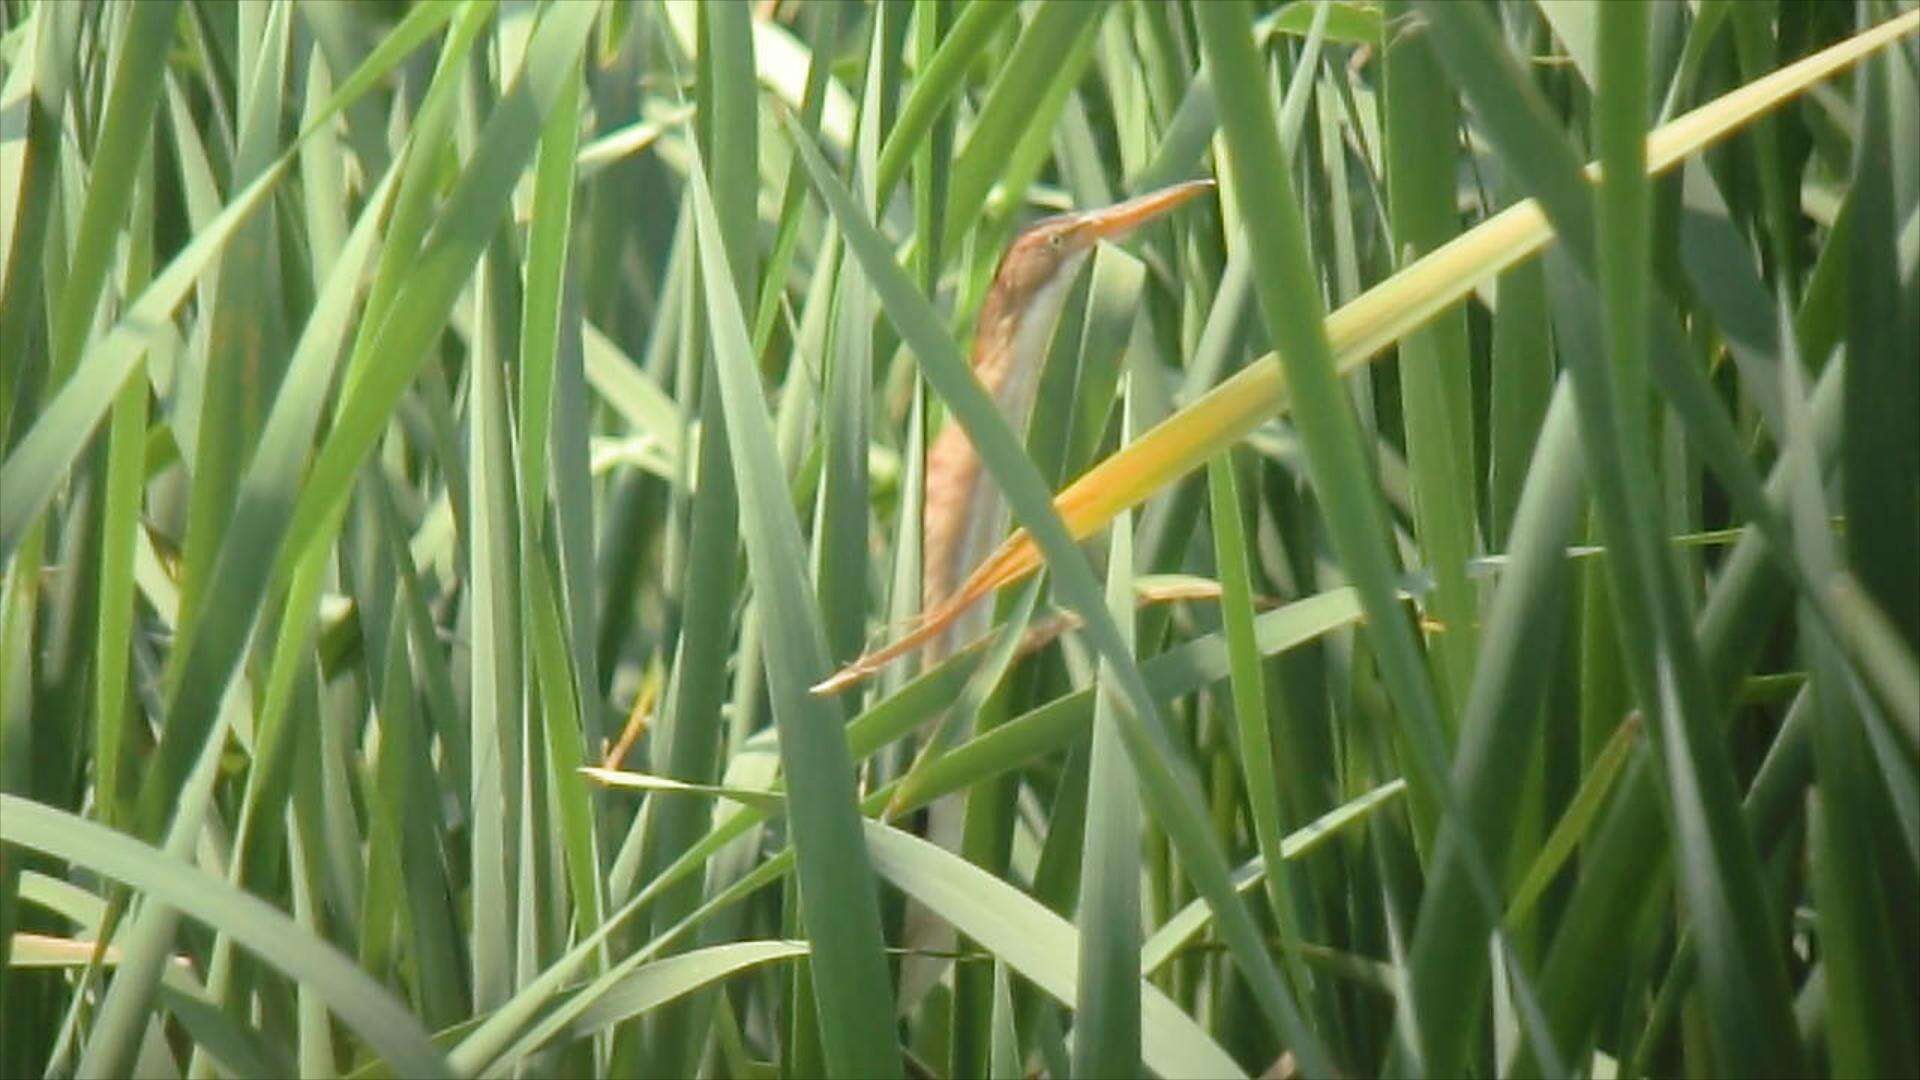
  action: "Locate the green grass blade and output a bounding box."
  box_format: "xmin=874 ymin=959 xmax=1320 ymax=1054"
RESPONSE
xmin=1 ymin=796 xmax=449 ymax=1078
xmin=517 ymin=67 xmax=584 ymax=522
xmin=46 ymin=0 xmax=179 ymax=378
xmin=10 ymin=4 xmax=1914 ymax=1075
xmin=1417 ymin=5 xmax=1802 ymax=1069
xmin=1381 ymin=0 xmax=1480 ymax=721
xmin=528 ymin=556 xmax=605 ymax=944
xmin=1504 ymin=711 xmax=1644 ymax=931
xmin=939 ymin=0 xmax=1105 ymax=253
xmin=272 ymin=0 xmax=600 ymax=588
xmin=1141 ymin=778 xmax=1409 ymax=976
xmin=863 ymin=819 xmax=1245 ymax=1080
xmin=1392 ymin=381 xmax=1585 ymax=1076
xmin=1072 ymin=457 xmax=1142 ymax=1079
xmin=875 ymin=0 xmax=1019 ymax=203
xmin=0 ymin=153 xmax=289 ymax=557
xmin=788 ymin=111 xmax=1335 ymax=1074
xmin=564 ymin=942 xmax=811 ymax=1039
xmin=1206 ymin=453 xmax=1312 ymax=997
xmin=90 ymin=367 xmax=146 ymax=835
xmin=686 ymin=145 xmax=904 ymax=1079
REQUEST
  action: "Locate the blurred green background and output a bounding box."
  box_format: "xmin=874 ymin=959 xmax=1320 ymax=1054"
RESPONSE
xmin=1 ymin=1 xmax=1915 ymax=1076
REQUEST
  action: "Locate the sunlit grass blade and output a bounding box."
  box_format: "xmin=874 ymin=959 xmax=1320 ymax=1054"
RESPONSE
xmin=855 ymin=9 xmax=1918 ymax=678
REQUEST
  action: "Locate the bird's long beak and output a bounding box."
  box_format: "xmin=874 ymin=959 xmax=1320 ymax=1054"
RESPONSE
xmin=1081 ymin=178 xmax=1215 ymax=240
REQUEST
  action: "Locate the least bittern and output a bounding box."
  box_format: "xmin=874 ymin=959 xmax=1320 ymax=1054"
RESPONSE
xmin=916 ymin=178 xmax=1215 ymax=665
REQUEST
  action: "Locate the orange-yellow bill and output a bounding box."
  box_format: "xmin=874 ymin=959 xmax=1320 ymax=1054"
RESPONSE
xmin=1081 ymin=178 xmax=1214 ymax=240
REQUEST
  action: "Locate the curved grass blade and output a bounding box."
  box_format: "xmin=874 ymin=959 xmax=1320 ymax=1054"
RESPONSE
xmin=0 ymin=796 xmax=448 ymax=1078
xmin=862 ymin=819 xmax=1245 ymax=1080
xmin=1141 ymin=778 xmax=1409 ymax=976
xmin=562 ymin=941 xmax=811 ymax=1040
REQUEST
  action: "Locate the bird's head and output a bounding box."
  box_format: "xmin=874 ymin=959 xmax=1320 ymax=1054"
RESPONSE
xmin=989 ymin=178 xmax=1215 ymax=302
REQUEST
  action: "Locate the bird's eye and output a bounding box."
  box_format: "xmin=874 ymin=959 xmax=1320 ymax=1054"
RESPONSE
xmin=1048 ymin=234 xmax=1063 ymax=250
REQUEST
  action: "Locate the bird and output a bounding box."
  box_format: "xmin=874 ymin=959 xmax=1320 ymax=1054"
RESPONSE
xmin=917 ymin=177 xmax=1215 ymax=668
xmin=886 ymin=178 xmax=1215 ymax=1012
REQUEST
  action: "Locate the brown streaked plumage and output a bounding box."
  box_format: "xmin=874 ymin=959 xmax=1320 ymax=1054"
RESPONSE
xmin=919 ymin=179 xmax=1214 ymax=664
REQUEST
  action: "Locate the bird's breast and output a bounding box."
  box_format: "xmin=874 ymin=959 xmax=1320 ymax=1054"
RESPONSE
xmin=920 ymin=258 xmax=1087 ymax=641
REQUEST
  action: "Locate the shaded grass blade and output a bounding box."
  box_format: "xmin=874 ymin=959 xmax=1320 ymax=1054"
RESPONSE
xmin=686 ymin=145 xmax=904 ymax=1078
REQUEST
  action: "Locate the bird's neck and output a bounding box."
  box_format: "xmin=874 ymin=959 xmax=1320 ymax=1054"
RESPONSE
xmin=971 ymin=256 xmax=1086 ymax=427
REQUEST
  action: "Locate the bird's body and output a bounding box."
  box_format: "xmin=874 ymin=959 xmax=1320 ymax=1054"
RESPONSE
xmin=921 ymin=236 xmax=1087 ymax=657
xmin=918 ymin=179 xmax=1214 ymax=667
xmin=888 ymin=179 xmax=1214 ymax=1009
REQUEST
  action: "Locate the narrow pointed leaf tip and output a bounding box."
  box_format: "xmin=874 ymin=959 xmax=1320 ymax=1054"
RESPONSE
xmin=809 ymin=608 xmax=955 ymax=695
